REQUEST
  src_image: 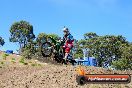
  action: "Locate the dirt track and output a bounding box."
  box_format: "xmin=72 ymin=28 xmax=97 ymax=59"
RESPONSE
xmin=0 ymin=64 xmax=132 ymax=88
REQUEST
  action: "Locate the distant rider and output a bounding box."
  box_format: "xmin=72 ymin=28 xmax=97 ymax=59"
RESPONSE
xmin=62 ymin=27 xmax=74 ymax=60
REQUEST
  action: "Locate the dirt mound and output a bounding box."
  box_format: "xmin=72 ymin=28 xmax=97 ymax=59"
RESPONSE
xmin=0 ymin=64 xmax=132 ymax=88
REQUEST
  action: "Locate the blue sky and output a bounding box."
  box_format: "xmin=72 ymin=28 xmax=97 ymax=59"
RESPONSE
xmin=0 ymin=0 xmax=132 ymax=52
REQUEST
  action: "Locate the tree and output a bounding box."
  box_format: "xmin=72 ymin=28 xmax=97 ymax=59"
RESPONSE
xmin=84 ymin=32 xmax=98 ymax=40
xmin=0 ymin=36 xmax=5 ymax=46
xmin=79 ymin=33 xmax=128 ymax=67
xmin=73 ymin=39 xmax=83 ymax=59
xmin=74 ymin=48 xmax=83 ymax=59
xmin=112 ymin=43 xmax=132 ymax=70
xmin=36 ymin=33 xmax=47 ymax=45
xmin=9 ymin=20 xmax=35 ymax=52
xmin=35 ymin=33 xmax=48 ymax=55
xmin=21 ymin=42 xmax=36 ymax=59
xmin=48 ymin=34 xmax=60 ymax=40
xmin=36 ymin=33 xmax=59 ymax=45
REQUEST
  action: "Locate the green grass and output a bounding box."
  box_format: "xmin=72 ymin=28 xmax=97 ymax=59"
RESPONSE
xmin=19 ymin=58 xmax=25 ymax=64
xmin=11 ymin=58 xmax=16 ymax=61
xmin=0 ymin=61 xmax=4 ymax=65
xmin=19 ymin=58 xmax=29 ymax=65
xmin=2 ymin=53 xmax=9 ymax=60
xmin=31 ymin=63 xmax=37 ymax=66
xmin=29 ymin=61 xmax=32 ymax=63
xmin=11 ymin=60 xmax=16 ymax=64
xmin=11 ymin=58 xmax=16 ymax=64
xmin=38 ymin=64 xmax=42 ymax=66
xmin=31 ymin=63 xmax=42 ymax=67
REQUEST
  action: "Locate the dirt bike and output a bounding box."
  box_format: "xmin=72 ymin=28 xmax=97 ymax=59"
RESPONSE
xmin=41 ymin=36 xmax=77 ymax=65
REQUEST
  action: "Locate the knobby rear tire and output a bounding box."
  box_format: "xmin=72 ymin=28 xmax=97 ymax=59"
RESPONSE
xmin=41 ymin=42 xmax=53 ymax=57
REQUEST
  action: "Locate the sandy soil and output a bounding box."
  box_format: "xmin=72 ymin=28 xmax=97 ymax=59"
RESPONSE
xmin=0 ymin=64 xmax=131 ymax=88
xmin=0 ymin=52 xmax=131 ymax=88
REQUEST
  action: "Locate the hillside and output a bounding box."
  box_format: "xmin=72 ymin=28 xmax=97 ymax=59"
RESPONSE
xmin=0 ymin=53 xmax=132 ymax=88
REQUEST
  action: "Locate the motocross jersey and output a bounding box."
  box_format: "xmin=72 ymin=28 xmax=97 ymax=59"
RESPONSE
xmin=63 ymin=33 xmax=74 ymax=54
xmin=63 ymin=33 xmax=74 ymax=44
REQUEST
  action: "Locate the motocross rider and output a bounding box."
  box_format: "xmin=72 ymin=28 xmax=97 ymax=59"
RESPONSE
xmin=62 ymin=27 xmax=74 ymax=60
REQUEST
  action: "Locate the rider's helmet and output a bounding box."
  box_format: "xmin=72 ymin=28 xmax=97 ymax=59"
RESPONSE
xmin=63 ymin=27 xmax=69 ymax=35
xmin=63 ymin=27 xmax=69 ymax=32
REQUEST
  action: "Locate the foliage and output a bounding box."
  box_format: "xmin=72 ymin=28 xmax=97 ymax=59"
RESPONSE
xmin=36 ymin=33 xmax=47 ymax=45
xmin=0 ymin=36 xmax=5 ymax=46
xmin=38 ymin=64 xmax=42 ymax=66
xmin=19 ymin=58 xmax=29 ymax=65
xmin=35 ymin=33 xmax=60 ymax=55
xmin=7 ymin=22 xmax=132 ymax=70
xmin=11 ymin=58 xmax=16 ymax=61
xmin=48 ymin=34 xmax=60 ymax=40
xmin=21 ymin=42 xmax=36 ymax=59
xmin=79 ymin=33 xmax=129 ymax=67
xmin=72 ymin=39 xmax=83 ymax=59
xmin=19 ymin=58 xmax=25 ymax=64
xmin=20 ymin=32 xmax=60 ymax=59
xmin=9 ymin=20 xmax=35 ymax=52
xmin=74 ymin=48 xmax=83 ymax=59
xmin=84 ymin=32 xmax=98 ymax=39
xmin=11 ymin=60 xmax=16 ymax=64
xmin=36 ymin=33 xmax=59 ymax=44
xmin=11 ymin=58 xmax=16 ymax=64
xmin=35 ymin=33 xmax=47 ymax=53
xmin=31 ymin=63 xmax=37 ymax=66
xmin=0 ymin=61 xmax=4 ymax=65
xmin=2 ymin=53 xmax=9 ymax=60
xmin=112 ymin=44 xmax=132 ymax=70
xmin=31 ymin=63 xmax=41 ymax=66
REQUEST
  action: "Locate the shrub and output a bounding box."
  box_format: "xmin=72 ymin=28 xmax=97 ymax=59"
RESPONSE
xmin=19 ymin=58 xmax=25 ymax=64
xmin=2 ymin=53 xmax=9 ymax=60
xmin=31 ymin=63 xmax=37 ymax=66
xmin=0 ymin=61 xmax=4 ymax=65
xmin=11 ymin=60 xmax=16 ymax=64
xmin=29 ymin=61 xmax=32 ymax=63
xmin=21 ymin=42 xmax=36 ymax=59
xmin=11 ymin=58 xmax=16 ymax=61
xmin=24 ymin=62 xmax=28 ymax=65
xmin=38 ymin=64 xmax=42 ymax=66
xmin=21 ymin=49 xmax=32 ymax=59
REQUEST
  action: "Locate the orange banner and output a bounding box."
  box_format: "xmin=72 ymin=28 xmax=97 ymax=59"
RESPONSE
xmin=76 ymin=74 xmax=131 ymax=85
